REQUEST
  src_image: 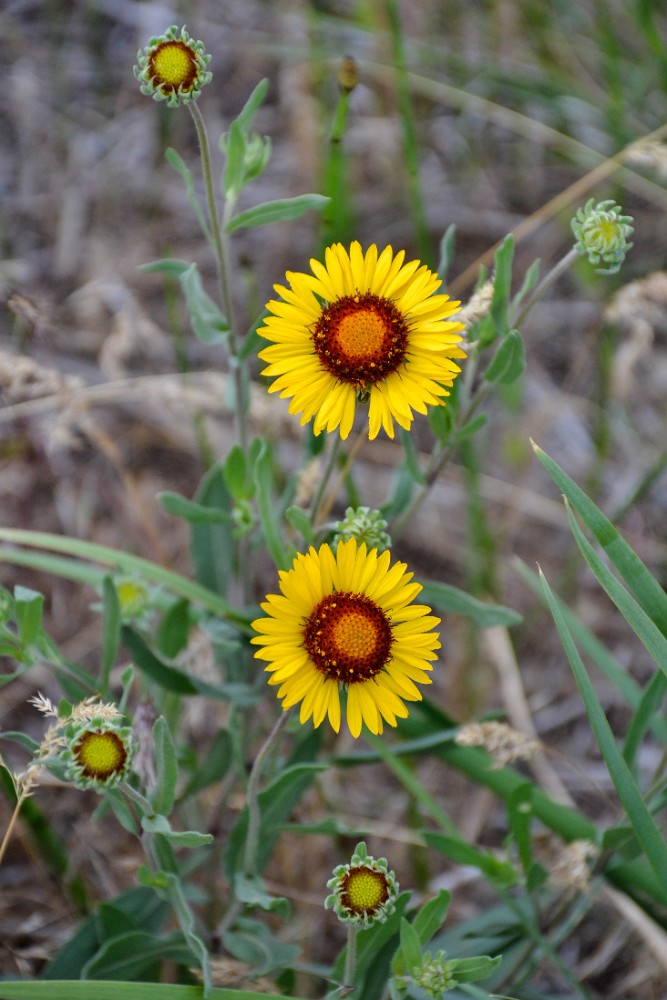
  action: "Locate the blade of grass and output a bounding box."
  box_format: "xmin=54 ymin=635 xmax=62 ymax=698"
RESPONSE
xmin=623 ymin=671 xmax=667 ymax=770
xmin=513 ymin=558 xmax=667 ymax=743
xmin=0 ymin=528 xmax=249 ymax=629
xmin=539 ymin=567 xmax=667 ymax=888
xmin=0 ymin=983 xmax=296 ymax=1000
xmin=532 ymin=442 xmax=667 ymax=636
xmin=563 ymin=499 xmax=667 ymax=678
xmin=364 ymin=731 xmax=459 ymax=836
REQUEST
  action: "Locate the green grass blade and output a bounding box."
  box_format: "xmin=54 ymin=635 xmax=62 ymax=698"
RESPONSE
xmin=0 ymin=528 xmax=247 ymax=628
xmin=623 ymin=670 xmax=667 ymax=769
xmin=540 ymin=568 xmax=667 ymax=888
xmin=0 ymin=983 xmax=296 ymax=1000
xmin=532 ymin=442 xmax=667 ymax=635
xmin=514 ymin=558 xmax=667 ymax=743
xmin=564 ymin=499 xmax=667 ymax=678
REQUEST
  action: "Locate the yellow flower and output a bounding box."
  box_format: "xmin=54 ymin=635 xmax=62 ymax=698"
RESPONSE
xmin=251 ymin=539 xmax=441 ymax=738
xmin=258 ymin=242 xmax=466 ymax=440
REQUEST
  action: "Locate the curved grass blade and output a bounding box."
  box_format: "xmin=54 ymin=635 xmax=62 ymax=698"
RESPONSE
xmin=0 ymin=528 xmax=248 ymax=629
xmin=540 ymin=567 xmax=667 ymax=888
xmin=564 ymin=500 xmax=667 ymax=678
xmin=532 ymin=442 xmax=667 ymax=636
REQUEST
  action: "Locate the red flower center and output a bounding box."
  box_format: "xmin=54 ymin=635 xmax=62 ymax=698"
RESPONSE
xmin=312 ymin=293 xmax=409 ymax=388
xmin=303 ymin=592 xmax=393 ymax=683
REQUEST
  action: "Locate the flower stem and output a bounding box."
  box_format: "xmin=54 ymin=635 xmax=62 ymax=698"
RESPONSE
xmin=511 ymin=246 xmax=580 ymax=330
xmin=392 ymin=245 xmax=581 ymax=539
xmin=385 ymin=0 xmax=432 ymax=264
xmin=0 ymin=783 xmax=32 ymax=870
xmin=242 ymin=710 xmax=290 ymax=876
xmin=343 ymin=923 xmax=359 ymax=992
xmin=188 ymin=101 xmax=248 ymax=451
xmin=310 ymin=434 xmax=343 ymax=528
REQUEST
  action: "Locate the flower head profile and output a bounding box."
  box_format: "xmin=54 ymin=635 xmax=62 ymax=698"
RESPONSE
xmin=251 ymin=538 xmax=441 ymax=738
xmin=571 ymin=198 xmax=634 ymax=275
xmin=325 ymin=841 xmax=399 ymax=929
xmin=258 ymin=242 xmax=466 ymax=440
xmin=134 ymin=25 xmax=212 ymax=108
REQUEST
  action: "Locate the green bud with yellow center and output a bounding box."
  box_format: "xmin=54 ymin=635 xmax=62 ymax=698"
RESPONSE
xmin=325 ymin=841 xmax=399 ymax=929
xmin=62 ymin=714 xmax=135 ymax=792
xmin=134 ymin=25 xmax=212 ymax=108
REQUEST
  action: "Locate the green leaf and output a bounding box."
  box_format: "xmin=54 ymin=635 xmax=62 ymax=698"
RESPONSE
xmin=0 ymin=979 xmax=297 ymax=1000
xmin=234 ymin=78 xmax=269 ymax=133
xmin=222 ymin=119 xmax=246 ymax=198
xmin=14 ymin=585 xmax=44 ymax=646
xmin=398 ymin=917 xmax=423 ymax=975
xmin=540 ymin=567 xmax=667 ymax=888
xmin=284 ymin=505 xmax=315 ymax=546
xmin=189 ymin=463 xmax=236 ymax=599
xmin=226 ymin=194 xmax=329 ymax=233
xmin=180 ymin=729 xmax=233 ymax=800
xmin=159 ymin=491 xmax=230 ymax=524
xmin=223 ymin=445 xmax=250 ymax=500
xmin=141 ymin=815 xmax=213 ymax=848
xmin=121 ymin=627 xmax=232 ymax=700
xmin=455 ymin=412 xmax=488 ymax=443
xmin=391 ymin=889 xmax=451 ymax=976
xmin=399 ymin=427 xmax=427 ymax=485
xmin=82 ymin=931 xmax=191 ymax=980
xmin=254 ymin=439 xmax=293 ymax=570
xmin=420 ymin=580 xmax=522 ymax=628
xmin=179 ymin=263 xmax=229 ymax=344
xmin=532 ymin=442 xmax=667 ymax=637
xmin=151 ymin=717 xmax=178 ymax=816
xmin=233 ymin=872 xmax=290 ymax=918
xmin=164 ymin=147 xmax=210 ymax=239
xmin=224 ymin=763 xmax=326 ymax=876
xmin=101 ymin=576 xmax=121 ymax=693
xmin=490 ymin=235 xmax=514 ymax=338
xmin=511 ymin=257 xmax=540 ymax=311
xmin=424 ymin=832 xmax=517 ymax=888
xmin=427 ymin=400 xmax=455 ymax=444
xmin=449 ymin=954 xmax=502 ymax=984
xmin=0 ymin=761 xmax=18 ymax=804
xmin=42 ymin=887 xmax=171 ymax=979
xmin=139 ymin=258 xmax=193 ymax=278
xmin=410 ymin=888 xmax=451 ymax=946
xmin=156 ymin=598 xmax=191 ymax=658
xmin=506 ymin=783 xmax=534 ymax=876
xmin=484 ymin=329 xmax=525 ymax=385
xmin=223 ymin=916 xmax=300 ymax=975
xmin=437 ymin=224 xmax=456 ymax=282
xmin=0 ymin=730 xmax=40 ymax=755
